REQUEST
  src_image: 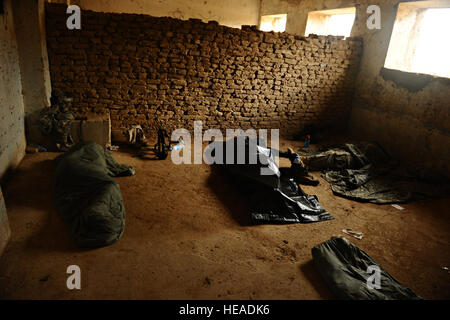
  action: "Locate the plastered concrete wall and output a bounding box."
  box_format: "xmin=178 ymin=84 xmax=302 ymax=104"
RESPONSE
xmin=262 ymin=0 xmax=450 ymax=177
xmin=0 ymin=0 xmax=27 ymax=180
xmin=12 ymin=0 xmax=52 ymax=145
xmin=47 ymin=0 xmax=261 ymax=29
xmin=46 ymin=4 xmax=362 ymax=137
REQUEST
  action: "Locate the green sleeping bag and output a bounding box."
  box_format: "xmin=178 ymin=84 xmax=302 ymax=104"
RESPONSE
xmin=55 ymin=142 xmax=135 ymax=248
xmin=312 ymin=237 xmax=421 ymax=300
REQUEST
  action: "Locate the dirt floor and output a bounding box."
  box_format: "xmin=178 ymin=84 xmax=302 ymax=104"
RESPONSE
xmin=0 ymin=139 xmax=449 ymax=300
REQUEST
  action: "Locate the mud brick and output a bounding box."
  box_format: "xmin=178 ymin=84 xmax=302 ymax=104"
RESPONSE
xmin=45 ymin=3 xmax=362 ymax=139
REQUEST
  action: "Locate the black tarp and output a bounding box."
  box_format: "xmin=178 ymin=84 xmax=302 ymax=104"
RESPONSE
xmin=206 ymin=137 xmax=333 ymax=224
xmin=300 ymin=143 xmax=449 ymax=204
xmin=312 ymin=237 xmax=421 ymax=300
xmin=55 ymin=142 xmax=135 ymax=248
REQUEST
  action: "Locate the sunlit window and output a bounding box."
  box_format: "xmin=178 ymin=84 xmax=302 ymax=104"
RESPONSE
xmin=305 ymin=8 xmax=356 ymax=38
xmin=384 ymin=3 xmax=450 ymax=79
xmin=259 ymin=14 xmax=287 ymax=33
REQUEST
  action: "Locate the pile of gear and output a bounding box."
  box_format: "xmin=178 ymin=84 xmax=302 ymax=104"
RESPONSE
xmin=205 ymin=137 xmax=333 ymax=224
xmin=39 ymin=90 xmax=75 ymax=152
xmin=128 ymin=123 xmax=184 ymax=160
xmin=299 ymin=143 xmax=449 ymax=204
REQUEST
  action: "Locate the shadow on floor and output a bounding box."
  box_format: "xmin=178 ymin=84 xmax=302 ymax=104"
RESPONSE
xmin=3 ymin=157 xmax=83 ymax=253
xmin=116 ymin=142 xmax=167 ymax=161
xmin=207 ymin=166 xmax=251 ymax=226
xmin=3 ymin=158 xmax=56 ymax=213
xmin=300 ymin=260 xmax=336 ymax=300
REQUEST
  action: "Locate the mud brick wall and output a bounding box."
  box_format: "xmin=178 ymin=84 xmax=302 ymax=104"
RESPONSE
xmin=45 ymin=4 xmax=362 ymax=138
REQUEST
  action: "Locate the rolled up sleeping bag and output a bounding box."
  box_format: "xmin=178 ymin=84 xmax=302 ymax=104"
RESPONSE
xmin=54 ymin=142 xmax=135 ymax=248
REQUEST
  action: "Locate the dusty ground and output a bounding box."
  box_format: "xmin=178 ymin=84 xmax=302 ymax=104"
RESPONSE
xmin=0 ymin=139 xmax=449 ymax=300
